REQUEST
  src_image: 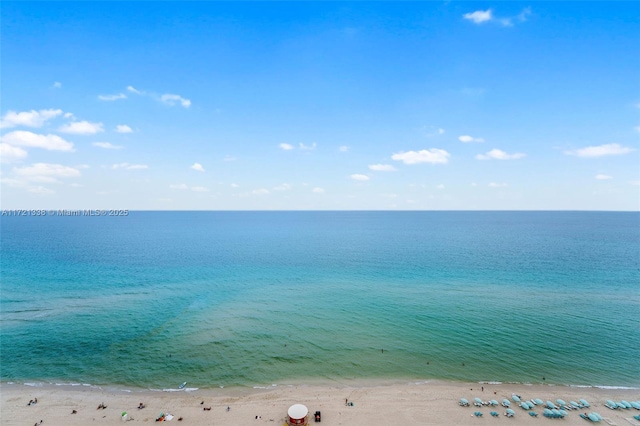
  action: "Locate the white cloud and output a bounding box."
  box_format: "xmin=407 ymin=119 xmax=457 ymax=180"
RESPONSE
xmin=273 ymin=183 xmax=292 ymax=191
xmin=98 ymin=93 xmax=127 ymax=101
xmin=191 ymin=162 xmax=205 ymax=172
xmin=339 ymin=145 xmax=350 ymax=152
xmin=564 ymin=143 xmax=634 ymax=158
xmin=299 ymin=142 xmax=317 ymax=151
xmin=252 ymin=188 xmax=270 ymax=195
xmin=458 ymin=135 xmax=485 ymax=143
xmin=368 ymin=164 xmax=397 ymax=172
xmin=476 ymin=149 xmax=525 ymax=160
xmin=463 ymin=9 xmax=492 ymax=24
xmin=93 ymin=142 xmax=123 ymax=150
xmin=191 ymin=186 xmax=209 ymax=192
xmin=279 ymin=143 xmax=294 ymax=151
xmin=170 ymin=184 xmax=189 ymax=190
xmin=1 ymin=131 xmax=74 ymax=151
xmin=230 ymin=183 xmax=239 ymax=188
xmin=14 ymin=163 xmax=82 ymax=181
xmin=489 ymin=182 xmax=508 ymax=188
xmin=160 ymin=94 xmax=191 ymax=108
xmin=0 ymin=109 xmax=63 ymax=129
xmin=464 ymin=8 xmax=530 ymax=27
xmin=517 ymin=7 xmax=532 ymax=22
xmin=0 ymin=143 xmax=28 ymax=162
xmin=111 ymin=163 xmax=148 ymax=170
xmin=127 ymin=86 xmax=143 ymax=94
xmin=115 ymin=124 xmax=133 ymax=133
xmin=350 ymin=174 xmax=370 ymax=181
xmin=28 ymin=185 xmax=56 ymax=195
xmin=436 ymin=184 xmax=445 ymax=190
xmin=312 ymin=187 xmax=325 ymax=193
xmin=421 ymin=126 xmax=446 ymax=138
xmin=595 ymin=174 xmax=613 ymax=180
xmin=58 ymin=121 xmax=104 ymax=135
xmin=391 ymin=149 xmax=450 ymax=165
xmin=53 ymin=81 xmax=62 ymax=88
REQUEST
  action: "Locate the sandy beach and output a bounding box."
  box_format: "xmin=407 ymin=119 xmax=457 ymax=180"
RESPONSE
xmin=2 ymin=381 xmax=639 ymax=426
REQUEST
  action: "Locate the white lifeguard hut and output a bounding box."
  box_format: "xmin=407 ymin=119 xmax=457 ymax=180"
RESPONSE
xmin=286 ymin=404 xmax=309 ymax=426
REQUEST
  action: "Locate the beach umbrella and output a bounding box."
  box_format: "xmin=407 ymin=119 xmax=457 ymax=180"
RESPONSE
xmin=606 ymin=400 xmax=617 ymax=407
xmin=557 ymin=399 xmax=566 ymax=406
xmin=580 ymin=399 xmax=590 ymax=407
xmin=588 ymin=413 xmax=601 ymax=422
xmin=591 ymin=412 xmax=603 ymax=420
xmin=534 ymin=398 xmax=544 ymax=405
xmin=559 ymin=409 xmax=568 ymax=417
xmin=506 ymin=408 xmax=515 ymax=416
xmin=502 ymin=399 xmax=510 ymax=406
xmin=519 ymin=402 xmax=529 ymax=410
xmin=546 ymin=401 xmax=557 ymax=409
xmin=474 ymin=397 xmax=483 ymax=404
xmin=551 ymin=409 xmax=562 ymax=418
xmin=622 ymin=401 xmax=632 ymax=408
xmin=570 ymin=401 xmax=580 ymax=408
xmin=630 ymin=401 xmax=640 ymax=409
xmin=459 ymin=398 xmax=469 ymax=406
xmin=512 ymin=395 xmax=521 ymax=402
xmin=490 ymin=399 xmax=498 ymax=406
xmin=543 ymin=409 xmax=553 ymax=417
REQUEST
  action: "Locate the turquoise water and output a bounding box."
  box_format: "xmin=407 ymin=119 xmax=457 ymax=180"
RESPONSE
xmin=1 ymin=212 xmax=639 ymax=389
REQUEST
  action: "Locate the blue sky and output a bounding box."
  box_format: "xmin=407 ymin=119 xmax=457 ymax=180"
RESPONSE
xmin=1 ymin=1 xmax=638 ymax=210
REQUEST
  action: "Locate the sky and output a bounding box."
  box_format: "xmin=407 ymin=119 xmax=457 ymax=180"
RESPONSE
xmin=1 ymin=1 xmax=639 ymax=210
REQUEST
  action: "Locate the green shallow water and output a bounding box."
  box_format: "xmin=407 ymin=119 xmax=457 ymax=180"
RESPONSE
xmin=1 ymin=211 xmax=639 ymax=389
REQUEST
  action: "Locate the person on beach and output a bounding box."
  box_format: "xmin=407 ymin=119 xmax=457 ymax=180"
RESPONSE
xmin=138 ymin=402 xmax=145 ymax=409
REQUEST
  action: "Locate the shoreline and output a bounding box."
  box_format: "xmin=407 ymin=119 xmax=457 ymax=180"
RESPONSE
xmin=3 ymin=380 xmax=640 ymax=426
xmin=4 ymin=376 xmax=639 ymax=394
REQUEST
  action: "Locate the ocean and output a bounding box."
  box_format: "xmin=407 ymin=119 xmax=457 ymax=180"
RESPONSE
xmin=1 ymin=211 xmax=638 ymax=390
